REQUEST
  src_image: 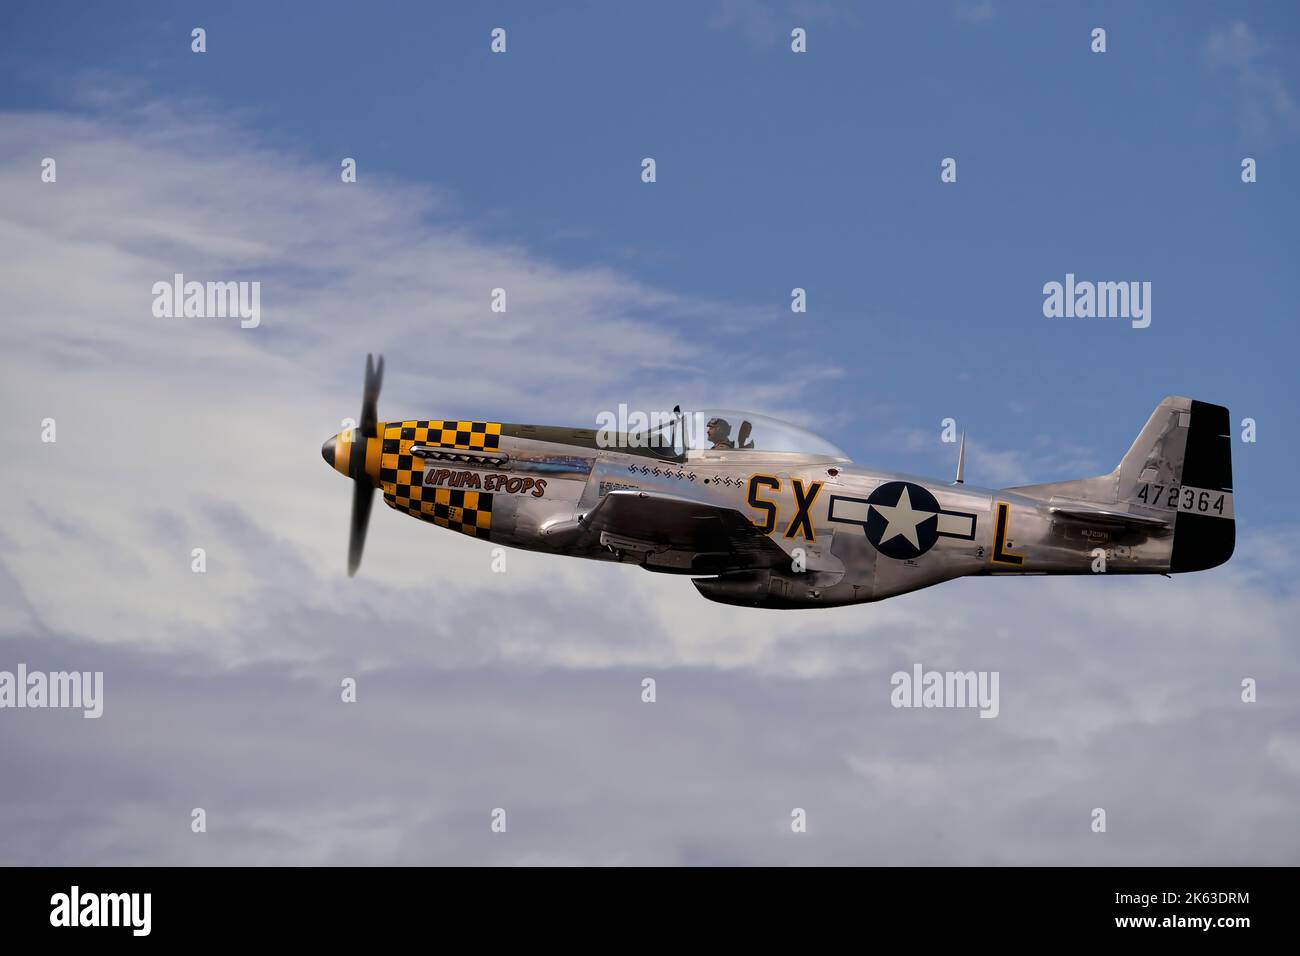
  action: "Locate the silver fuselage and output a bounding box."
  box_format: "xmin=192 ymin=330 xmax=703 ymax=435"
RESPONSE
xmin=462 ymin=434 xmax=1168 ymax=607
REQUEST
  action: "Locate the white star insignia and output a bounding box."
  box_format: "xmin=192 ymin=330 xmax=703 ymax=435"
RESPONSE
xmin=871 ymin=486 xmax=934 ymax=549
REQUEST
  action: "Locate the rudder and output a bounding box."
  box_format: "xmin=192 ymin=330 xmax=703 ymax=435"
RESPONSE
xmin=1168 ymin=400 xmax=1235 ymax=572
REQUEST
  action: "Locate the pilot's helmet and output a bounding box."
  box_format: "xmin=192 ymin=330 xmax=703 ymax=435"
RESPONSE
xmin=707 ymin=417 xmax=731 ymax=439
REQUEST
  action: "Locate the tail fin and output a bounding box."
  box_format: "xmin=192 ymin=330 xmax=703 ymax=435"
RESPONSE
xmin=1129 ymin=398 xmax=1234 ymax=572
xmin=1009 ymin=397 xmax=1235 ymax=573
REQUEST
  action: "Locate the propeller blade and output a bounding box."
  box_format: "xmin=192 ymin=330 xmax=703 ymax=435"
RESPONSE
xmin=345 ymin=353 xmax=384 ymax=575
xmin=359 ymin=353 xmax=384 ymax=438
xmin=347 ymin=479 xmax=375 ymax=576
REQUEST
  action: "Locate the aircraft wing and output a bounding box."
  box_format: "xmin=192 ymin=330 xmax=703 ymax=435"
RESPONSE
xmin=578 ymin=489 xmax=790 ymax=571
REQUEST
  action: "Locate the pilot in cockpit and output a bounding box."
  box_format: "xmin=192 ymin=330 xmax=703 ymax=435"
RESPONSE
xmin=706 ymin=417 xmax=735 ymax=449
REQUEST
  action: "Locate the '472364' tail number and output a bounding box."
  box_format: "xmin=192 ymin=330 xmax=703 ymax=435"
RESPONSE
xmin=1135 ymin=483 xmax=1232 ymax=517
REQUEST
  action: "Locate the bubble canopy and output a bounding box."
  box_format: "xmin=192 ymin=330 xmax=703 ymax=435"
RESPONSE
xmin=633 ymin=409 xmax=849 ymax=460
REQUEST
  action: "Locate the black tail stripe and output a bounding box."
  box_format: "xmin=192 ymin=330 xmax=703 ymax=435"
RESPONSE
xmin=1182 ymin=400 xmax=1233 ymax=492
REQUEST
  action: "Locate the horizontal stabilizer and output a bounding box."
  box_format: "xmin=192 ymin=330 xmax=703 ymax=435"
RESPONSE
xmin=1046 ymin=498 xmax=1170 ymax=528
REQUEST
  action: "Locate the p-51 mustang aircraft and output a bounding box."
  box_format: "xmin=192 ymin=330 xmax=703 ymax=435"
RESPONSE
xmin=322 ymin=356 xmax=1234 ymax=608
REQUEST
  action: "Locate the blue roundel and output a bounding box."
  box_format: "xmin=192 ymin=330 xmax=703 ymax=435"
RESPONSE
xmin=864 ymin=481 xmax=941 ymax=560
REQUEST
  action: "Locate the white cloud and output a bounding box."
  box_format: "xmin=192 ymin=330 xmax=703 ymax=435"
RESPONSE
xmin=1206 ymin=21 xmax=1300 ymax=138
xmin=0 ymin=98 xmax=835 ymax=661
xmin=709 ymin=0 xmax=840 ymax=49
xmin=956 ymin=2 xmax=995 ymax=25
xmin=1 ymin=95 xmax=1298 ymax=864
xmin=895 ymin=426 xmax=1101 ymax=487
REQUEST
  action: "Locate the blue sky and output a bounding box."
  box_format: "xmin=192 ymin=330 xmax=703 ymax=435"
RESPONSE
xmin=1 ymin=3 xmax=1298 ymax=865
xmin=4 ymin=2 xmax=1297 ymax=524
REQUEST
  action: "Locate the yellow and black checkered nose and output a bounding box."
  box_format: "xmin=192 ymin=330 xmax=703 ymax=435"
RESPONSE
xmin=321 ymin=428 xmax=382 ymax=485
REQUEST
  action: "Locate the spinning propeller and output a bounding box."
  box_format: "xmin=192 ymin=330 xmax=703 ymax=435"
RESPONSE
xmin=320 ymin=354 xmax=384 ymax=576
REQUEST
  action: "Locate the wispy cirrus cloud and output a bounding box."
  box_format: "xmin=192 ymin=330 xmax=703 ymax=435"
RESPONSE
xmin=708 ymin=0 xmax=841 ymax=49
xmin=1206 ymin=20 xmax=1300 ymax=138
xmin=955 ymin=2 xmax=995 ymax=25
